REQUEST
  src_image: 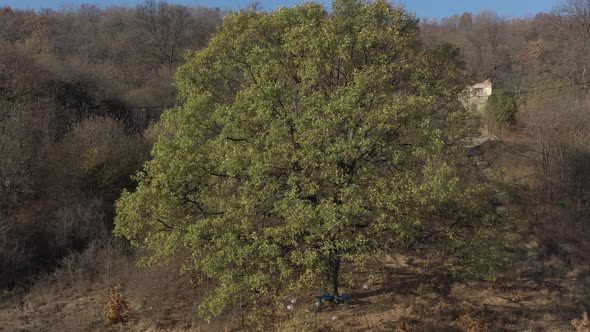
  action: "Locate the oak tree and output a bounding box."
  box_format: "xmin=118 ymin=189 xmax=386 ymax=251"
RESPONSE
xmin=115 ymin=0 xmax=498 ymax=319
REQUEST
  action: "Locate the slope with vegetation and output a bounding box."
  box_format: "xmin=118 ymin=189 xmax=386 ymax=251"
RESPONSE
xmin=0 ymin=0 xmax=222 ymax=290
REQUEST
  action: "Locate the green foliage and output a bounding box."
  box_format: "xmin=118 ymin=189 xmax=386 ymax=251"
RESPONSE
xmin=485 ymin=90 xmax=518 ymax=126
xmin=115 ymin=0 xmax=499 ymax=321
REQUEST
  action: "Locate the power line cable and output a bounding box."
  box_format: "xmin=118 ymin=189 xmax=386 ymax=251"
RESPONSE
xmin=88 ymin=81 xmax=588 ymax=111
xmin=511 ymin=81 xmax=588 ymax=95
xmin=127 ymin=105 xmax=177 ymax=109
xmin=89 ymin=104 xmax=177 ymax=111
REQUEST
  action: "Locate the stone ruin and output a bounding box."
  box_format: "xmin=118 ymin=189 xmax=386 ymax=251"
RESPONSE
xmin=461 ymin=79 xmax=493 ymax=112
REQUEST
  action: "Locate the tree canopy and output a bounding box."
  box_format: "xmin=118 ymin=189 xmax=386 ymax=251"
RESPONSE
xmin=115 ymin=0 xmax=498 ymax=321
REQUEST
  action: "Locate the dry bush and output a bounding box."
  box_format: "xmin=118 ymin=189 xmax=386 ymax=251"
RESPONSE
xmin=50 ymin=115 xmax=150 ymax=198
xmin=122 ymin=255 xmax=201 ymax=328
xmin=53 ymin=198 xmax=108 ymax=251
xmin=52 ymin=237 xmax=131 ymax=289
xmin=0 ymin=218 xmax=33 ymax=288
xmin=535 ymin=207 xmax=590 ymax=265
xmin=117 ymin=251 xmax=242 ymax=330
xmin=13 ymin=237 xmax=134 ymax=328
xmin=572 ymin=312 xmax=590 ymax=332
xmin=519 ymin=92 xmax=590 ymax=264
xmin=22 ymin=236 xmax=132 ymax=310
xmin=20 ymin=237 xmax=208 ymax=329
xmin=104 ymin=283 xmax=131 ymax=325
xmin=523 ymin=93 xmax=590 ymax=202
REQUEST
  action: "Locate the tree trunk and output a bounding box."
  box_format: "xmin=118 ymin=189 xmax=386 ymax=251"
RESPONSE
xmin=326 ymin=255 xmax=341 ymax=296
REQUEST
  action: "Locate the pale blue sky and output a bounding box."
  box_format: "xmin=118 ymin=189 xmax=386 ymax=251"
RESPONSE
xmin=0 ymin=0 xmax=559 ymax=18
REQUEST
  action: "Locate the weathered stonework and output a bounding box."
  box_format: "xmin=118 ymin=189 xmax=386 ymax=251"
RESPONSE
xmin=461 ymin=79 xmax=493 ymax=112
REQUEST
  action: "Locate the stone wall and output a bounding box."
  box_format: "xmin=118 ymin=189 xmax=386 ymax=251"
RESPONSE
xmin=461 ymin=79 xmax=493 ymax=112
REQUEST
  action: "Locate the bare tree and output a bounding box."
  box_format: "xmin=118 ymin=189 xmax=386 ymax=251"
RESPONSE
xmin=135 ymin=0 xmax=193 ymax=65
xmin=458 ymin=12 xmax=473 ymax=30
xmin=538 ymin=0 xmax=590 ymax=89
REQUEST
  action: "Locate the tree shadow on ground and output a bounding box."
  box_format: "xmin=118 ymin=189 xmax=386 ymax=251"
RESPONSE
xmin=342 ymin=262 xmax=585 ymax=331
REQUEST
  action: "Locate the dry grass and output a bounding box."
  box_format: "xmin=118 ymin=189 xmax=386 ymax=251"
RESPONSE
xmin=274 ymin=246 xmax=589 ymax=332
xmin=1 ymin=242 xmax=588 ymax=331
xmin=573 ymin=312 xmax=590 ymax=332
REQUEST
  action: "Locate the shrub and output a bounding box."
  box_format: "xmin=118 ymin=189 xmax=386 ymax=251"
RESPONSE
xmin=104 ymin=283 xmax=131 ymax=325
xmin=485 ymin=90 xmax=518 ymax=127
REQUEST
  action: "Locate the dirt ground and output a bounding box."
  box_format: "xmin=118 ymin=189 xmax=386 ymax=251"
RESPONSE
xmin=1 ymin=248 xmax=588 ymax=332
